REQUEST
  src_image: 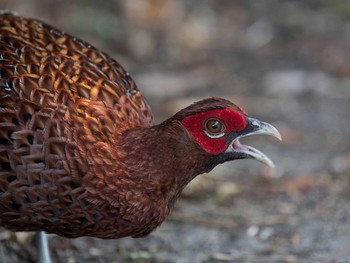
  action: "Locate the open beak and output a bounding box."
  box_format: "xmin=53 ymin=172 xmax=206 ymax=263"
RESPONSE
xmin=225 ymin=118 xmax=282 ymax=168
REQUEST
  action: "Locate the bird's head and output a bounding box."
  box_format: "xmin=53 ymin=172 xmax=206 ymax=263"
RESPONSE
xmin=173 ymin=97 xmax=281 ymax=168
xmin=121 ymin=97 xmax=281 ymax=189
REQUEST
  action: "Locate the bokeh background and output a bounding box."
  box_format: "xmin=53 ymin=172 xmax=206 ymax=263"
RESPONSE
xmin=1 ymin=1 xmax=350 ymax=262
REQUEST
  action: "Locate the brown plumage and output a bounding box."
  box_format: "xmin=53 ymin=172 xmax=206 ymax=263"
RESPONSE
xmin=0 ymin=13 xmax=280 ymax=240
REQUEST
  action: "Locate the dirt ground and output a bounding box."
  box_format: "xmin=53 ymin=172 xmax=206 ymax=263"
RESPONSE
xmin=1 ymin=1 xmax=350 ymax=262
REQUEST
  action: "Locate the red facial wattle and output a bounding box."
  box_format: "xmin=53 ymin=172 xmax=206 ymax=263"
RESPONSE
xmin=182 ymin=109 xmax=247 ymax=154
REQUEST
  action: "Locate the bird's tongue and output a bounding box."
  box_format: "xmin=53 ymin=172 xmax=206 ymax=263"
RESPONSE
xmin=231 ymin=139 xmax=275 ymax=168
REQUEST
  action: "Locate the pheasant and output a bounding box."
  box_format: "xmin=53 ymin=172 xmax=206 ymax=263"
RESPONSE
xmin=0 ymin=12 xmax=281 ymax=262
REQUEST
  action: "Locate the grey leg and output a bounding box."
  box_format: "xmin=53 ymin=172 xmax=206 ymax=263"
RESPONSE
xmin=37 ymin=231 xmax=52 ymax=263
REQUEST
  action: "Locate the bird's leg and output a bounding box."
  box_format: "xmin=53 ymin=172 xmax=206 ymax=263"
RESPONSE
xmin=37 ymin=231 xmax=52 ymax=263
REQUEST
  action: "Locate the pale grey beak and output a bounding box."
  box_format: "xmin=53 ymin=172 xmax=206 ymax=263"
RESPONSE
xmin=226 ymin=118 xmax=282 ymax=168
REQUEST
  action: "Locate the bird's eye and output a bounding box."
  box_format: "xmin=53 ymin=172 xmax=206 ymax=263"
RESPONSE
xmin=204 ymin=119 xmax=225 ymax=138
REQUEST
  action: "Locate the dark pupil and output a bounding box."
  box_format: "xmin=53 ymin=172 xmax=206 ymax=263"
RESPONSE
xmin=208 ymin=120 xmax=221 ymax=133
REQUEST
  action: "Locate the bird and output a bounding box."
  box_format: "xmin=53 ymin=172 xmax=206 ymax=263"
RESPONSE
xmin=0 ymin=11 xmax=281 ymax=262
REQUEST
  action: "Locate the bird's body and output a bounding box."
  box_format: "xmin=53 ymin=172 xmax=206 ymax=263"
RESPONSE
xmin=0 ymin=13 xmax=166 ymax=238
xmin=0 ymin=12 xmax=280 ymax=241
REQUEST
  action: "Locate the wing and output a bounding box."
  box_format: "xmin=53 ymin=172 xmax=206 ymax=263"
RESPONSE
xmin=0 ymin=12 xmax=153 ymax=125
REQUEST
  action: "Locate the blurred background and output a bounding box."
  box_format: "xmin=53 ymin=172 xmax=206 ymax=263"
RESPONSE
xmin=1 ymin=0 xmax=350 ymax=262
